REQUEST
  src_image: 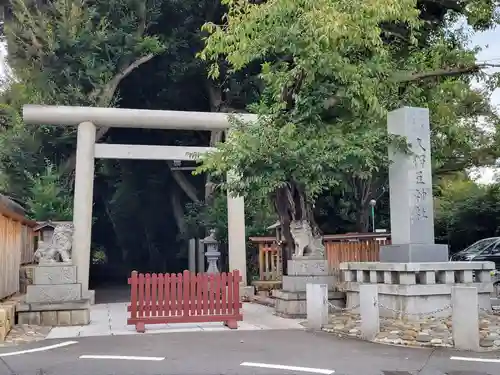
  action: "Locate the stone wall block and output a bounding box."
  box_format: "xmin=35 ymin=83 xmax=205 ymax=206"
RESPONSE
xmin=57 ymin=311 xmax=72 ymax=326
xmin=457 ymin=270 xmax=474 ymax=283
xmin=398 ymin=272 xmax=416 ymax=285
xmin=437 ymin=270 xmax=455 ymax=284
xmin=71 ymin=309 xmax=90 ymax=325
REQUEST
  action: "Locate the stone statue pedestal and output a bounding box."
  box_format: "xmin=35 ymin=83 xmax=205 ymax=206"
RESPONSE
xmin=380 ymin=243 xmax=449 ymax=263
xmin=273 ymin=258 xmax=344 ymax=318
xmin=18 ymin=264 xmax=90 ymax=326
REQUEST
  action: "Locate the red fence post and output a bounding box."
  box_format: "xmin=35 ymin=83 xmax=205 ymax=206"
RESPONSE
xmin=221 ymin=272 xmax=228 ymax=315
xmin=164 ymin=273 xmax=170 ymax=316
xmin=227 ymin=272 xmax=233 ymax=315
xmin=135 ymin=273 xmax=146 ymax=332
xmin=183 ymin=270 xmax=190 ymax=318
xmin=214 ymin=273 xmax=221 ymax=315
xmin=176 ymin=273 xmax=183 ymax=316
xmin=208 ymin=275 xmax=215 ymax=314
xmin=157 ymin=273 xmax=164 ymax=317
xmin=196 ymin=273 xmax=202 ymax=316
xmin=234 ymin=269 xmax=241 ymax=310
xmin=129 ymin=271 xmax=138 ymax=321
xmin=189 ymin=271 xmax=195 ymax=315
xmin=202 ymin=273 xmax=209 ymax=315
xmin=151 ymin=273 xmax=158 ymax=317
xmin=224 ymin=270 xmax=239 ymax=329
xmin=145 ymin=273 xmax=151 ymax=318
xmin=170 ymin=273 xmax=177 ymax=316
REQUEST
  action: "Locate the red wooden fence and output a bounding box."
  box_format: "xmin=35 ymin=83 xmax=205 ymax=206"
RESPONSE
xmin=127 ymin=270 xmax=243 ymax=333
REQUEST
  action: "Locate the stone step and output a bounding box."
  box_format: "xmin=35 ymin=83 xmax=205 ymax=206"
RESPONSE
xmin=274 ymin=294 xmax=344 ymax=318
xmin=33 ymin=265 xmax=77 ymax=285
xmin=272 ymin=289 xmax=344 ymax=301
xmin=250 ymin=295 xmax=276 ymax=307
xmin=18 ymin=308 xmax=90 ymax=326
xmin=17 ymin=299 xmax=90 ymax=312
xmin=282 ymin=275 xmax=336 ymax=292
xmin=26 ymin=284 xmax=82 ymax=304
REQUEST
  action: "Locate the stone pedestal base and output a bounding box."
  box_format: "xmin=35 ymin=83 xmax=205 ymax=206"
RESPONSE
xmin=0 ymin=300 xmax=18 ymax=341
xmin=26 ymin=284 xmax=82 ymax=303
xmin=17 ymin=300 xmax=90 ymax=326
xmin=26 ymin=264 xmax=82 ymax=303
xmin=240 ymin=285 xmax=255 ymax=300
xmin=273 ymin=289 xmax=344 ymax=318
xmin=83 ymin=290 xmax=95 ymax=305
xmin=380 ymin=243 xmax=449 ymax=262
xmin=19 ymin=264 xmax=90 ymax=326
xmin=251 ymin=280 xmax=282 ymax=295
xmin=274 ymin=258 xmax=340 ymax=318
xmin=341 ymin=261 xmax=494 ymax=320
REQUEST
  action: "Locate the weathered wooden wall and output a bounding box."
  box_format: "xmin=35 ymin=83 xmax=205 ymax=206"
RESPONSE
xmin=0 ymin=200 xmax=36 ymax=300
xmin=324 ymin=233 xmax=390 ymax=271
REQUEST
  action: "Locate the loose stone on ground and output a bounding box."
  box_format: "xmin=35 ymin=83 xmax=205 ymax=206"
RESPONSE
xmin=322 ymin=312 xmax=500 ymax=351
xmin=0 ymin=324 xmax=51 ymax=347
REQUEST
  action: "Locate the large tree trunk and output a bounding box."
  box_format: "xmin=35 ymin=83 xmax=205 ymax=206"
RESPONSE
xmin=167 ymin=161 xmax=200 ymax=203
xmin=349 ymin=176 xmax=371 ymax=233
xmin=271 ymin=181 xmax=325 ymax=275
xmin=355 ymin=204 xmax=371 ymax=233
xmin=170 ymin=183 xmax=187 ymax=234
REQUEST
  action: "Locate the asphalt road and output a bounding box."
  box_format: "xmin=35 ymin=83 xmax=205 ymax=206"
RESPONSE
xmin=0 ymin=330 xmax=499 ymax=375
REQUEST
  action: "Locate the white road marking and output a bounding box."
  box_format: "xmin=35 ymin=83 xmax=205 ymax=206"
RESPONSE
xmin=450 ymin=356 xmax=500 ymax=363
xmin=0 ymin=341 xmax=78 ymax=357
xmin=79 ymin=355 xmax=165 ymax=361
xmin=241 ymin=361 xmax=335 ymax=374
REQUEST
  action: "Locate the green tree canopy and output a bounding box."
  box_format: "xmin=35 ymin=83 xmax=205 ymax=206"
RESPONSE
xmin=436 ymin=176 xmax=500 ymax=251
xmin=198 ymin=0 xmax=500 ymax=258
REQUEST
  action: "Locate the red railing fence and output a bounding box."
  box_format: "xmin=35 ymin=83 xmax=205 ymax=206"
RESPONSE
xmin=127 ymin=270 xmax=243 ymax=333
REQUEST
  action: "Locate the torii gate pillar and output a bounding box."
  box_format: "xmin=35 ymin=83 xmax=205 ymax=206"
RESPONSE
xmin=72 ymin=121 xmax=96 ymax=301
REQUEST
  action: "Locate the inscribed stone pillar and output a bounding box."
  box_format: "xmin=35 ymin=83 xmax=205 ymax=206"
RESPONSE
xmin=72 ymin=122 xmax=96 ymax=294
xmin=359 ymin=284 xmax=380 ymax=340
xmin=451 ymin=286 xmax=480 ymax=351
xmin=306 ymin=283 xmax=328 ymax=329
xmin=380 ymin=107 xmax=448 ymax=262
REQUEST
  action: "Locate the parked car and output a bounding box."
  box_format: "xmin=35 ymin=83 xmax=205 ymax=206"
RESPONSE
xmin=450 ymin=237 xmax=500 ymax=264
xmin=450 ymin=237 xmax=500 ymax=297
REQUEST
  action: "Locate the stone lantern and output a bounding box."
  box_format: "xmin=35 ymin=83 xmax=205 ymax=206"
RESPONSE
xmin=202 ymin=229 xmax=220 ymax=274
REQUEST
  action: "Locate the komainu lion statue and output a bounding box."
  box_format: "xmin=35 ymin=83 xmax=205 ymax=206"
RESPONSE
xmin=34 ymin=223 xmax=74 ymax=264
xmin=289 ymin=220 xmax=325 ymax=258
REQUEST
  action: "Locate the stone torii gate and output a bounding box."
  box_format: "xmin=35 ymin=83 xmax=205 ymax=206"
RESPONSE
xmin=23 ymin=105 xmax=256 ymax=301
